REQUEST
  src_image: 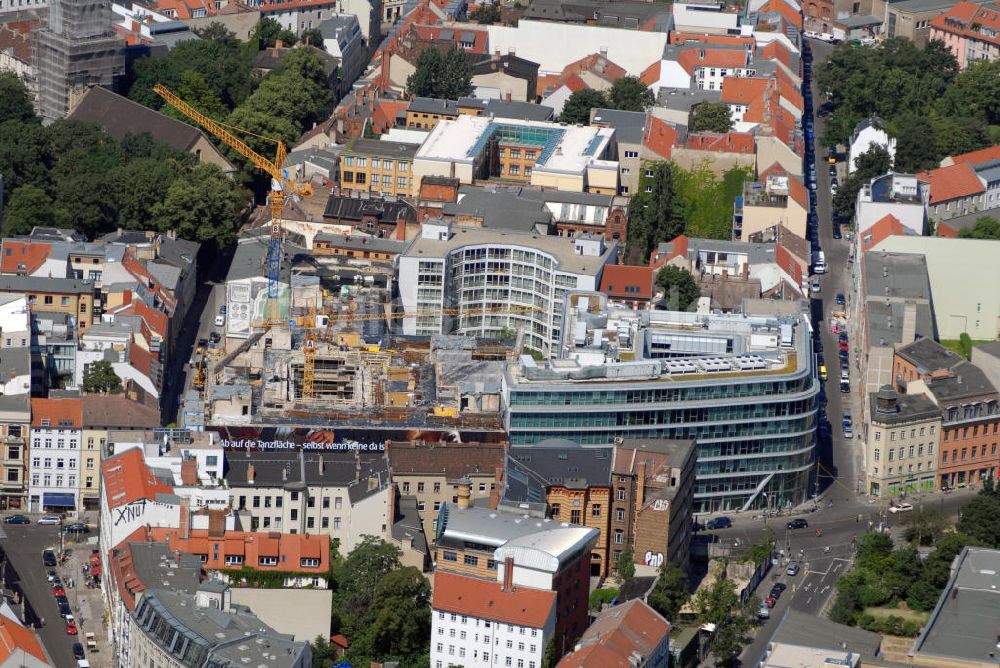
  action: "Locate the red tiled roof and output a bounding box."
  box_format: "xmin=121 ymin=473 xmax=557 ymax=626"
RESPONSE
xmin=720 ymin=76 xmax=770 ymax=106
xmin=930 ymin=2 xmax=1000 ymax=46
xmin=775 ymin=75 xmax=803 ymax=112
xmin=31 ymin=397 xmax=82 ymax=428
xmin=371 ymin=99 xmax=409 ymax=133
xmin=102 ymin=448 xmax=174 ymax=510
xmin=643 ymin=115 xmax=676 ymax=159
xmin=256 ymin=0 xmax=337 ymax=11
xmin=561 ymin=53 xmax=627 ymax=84
xmin=0 ymin=21 xmax=36 ymax=64
xmin=760 ymin=0 xmax=803 ymax=28
xmin=685 ymin=132 xmax=755 ymax=154
xmin=410 ymin=24 xmax=489 ymax=54
xmin=145 ymin=527 xmax=331 ymax=573
xmin=917 ymin=162 xmax=984 ymax=204
xmin=774 ymin=242 xmax=803 ymax=286
xmin=945 ymin=143 xmax=1000 ymax=167
xmin=639 ymin=60 xmax=661 ymax=86
xmin=558 ymin=600 xmax=670 ymax=668
xmin=0 ymin=240 xmax=51 ymax=276
xmin=433 ymin=571 xmax=556 ymax=628
xmin=861 ymin=214 xmax=908 ymax=251
xmin=649 ymin=234 xmax=689 ymax=269
xmin=761 ymin=40 xmax=795 ymax=72
xmin=149 ymin=0 xmax=221 ymax=20
xmin=677 ymin=48 xmax=748 ymax=75
xmin=0 ymin=610 xmax=48 ymax=665
xmin=787 ymin=175 xmax=809 ymax=209
xmin=600 ymin=265 xmax=656 ymax=300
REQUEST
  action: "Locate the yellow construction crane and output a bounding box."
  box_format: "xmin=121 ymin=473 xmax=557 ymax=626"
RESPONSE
xmin=303 ymin=301 xmax=318 ymax=400
xmin=153 ymin=83 xmax=313 ymax=323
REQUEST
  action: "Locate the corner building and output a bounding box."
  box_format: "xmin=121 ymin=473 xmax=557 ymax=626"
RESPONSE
xmin=504 ymin=299 xmax=819 ymax=513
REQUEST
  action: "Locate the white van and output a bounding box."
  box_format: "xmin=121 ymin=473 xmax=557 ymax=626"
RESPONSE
xmin=214 ymin=314 xmax=225 ymax=327
xmin=77 ymin=661 xmax=91 ymax=668
xmin=814 ymin=251 xmax=827 ymax=274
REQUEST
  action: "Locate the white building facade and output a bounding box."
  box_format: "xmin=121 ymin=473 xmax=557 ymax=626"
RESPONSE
xmin=28 ymin=402 xmax=82 ymax=513
xmin=397 ymin=221 xmax=616 ymax=355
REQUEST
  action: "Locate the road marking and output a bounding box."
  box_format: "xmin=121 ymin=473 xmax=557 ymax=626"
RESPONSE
xmin=806 ymin=596 xmax=813 ymax=605
xmin=0 ymin=527 xmax=6 ymax=539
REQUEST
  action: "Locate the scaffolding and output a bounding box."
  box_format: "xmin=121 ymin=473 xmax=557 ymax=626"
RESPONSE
xmin=466 ymin=121 xmax=567 ymax=166
xmin=35 ymin=0 xmax=122 ymax=120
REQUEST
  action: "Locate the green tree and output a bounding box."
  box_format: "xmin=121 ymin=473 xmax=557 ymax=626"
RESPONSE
xmin=112 ymin=157 xmax=187 ymax=230
xmin=469 ymin=0 xmax=501 ymax=23
xmin=628 ymin=161 xmax=685 ymax=261
xmin=333 ymin=536 xmax=403 ymax=637
xmin=83 ymin=361 xmax=123 ymax=394
xmin=0 ymin=120 xmax=50 ymax=193
xmin=956 ymin=485 xmax=1000 ymax=547
xmin=832 ymin=144 xmax=891 ymax=222
xmin=0 ymin=73 xmax=37 ymax=124
xmin=405 ymin=47 xmax=474 ymax=99
xmin=647 ymin=562 xmax=690 ymax=622
xmin=607 ymin=76 xmax=653 ymax=112
xmin=689 ymin=101 xmax=734 ymax=133
xmin=693 ymin=573 xmax=740 ymax=626
xmin=542 ymin=639 xmax=558 ymax=668
xmin=152 ymin=163 xmax=249 ymax=248
xmin=958 ymin=216 xmax=1000 ymax=240
xmin=346 ymin=567 xmax=431 ymax=665
xmin=300 ymin=28 xmax=326 ymax=50
xmin=276 ymin=48 xmax=336 ymax=123
xmin=558 ymin=88 xmax=607 ymax=125
xmin=893 ymin=113 xmax=940 ymax=173
xmin=254 ymin=17 xmax=297 ymax=49
xmin=657 ymin=266 xmax=700 ymax=311
xmin=902 ymin=507 xmax=946 ymax=546
xmin=829 ymin=580 xmax=862 ymax=625
xmin=162 ymin=69 xmax=230 ymax=123
xmin=854 ymin=531 xmax=895 ymax=571
xmin=615 ymin=546 xmax=636 ymax=579
xmin=712 ymin=601 xmax=753 ymax=667
xmin=310 ymin=635 xmax=337 ymax=668
xmin=193 ymin=22 xmax=237 ymax=44
xmin=3 ymin=185 xmax=57 ymax=236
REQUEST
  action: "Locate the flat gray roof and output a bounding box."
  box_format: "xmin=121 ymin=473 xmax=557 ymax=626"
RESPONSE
xmin=912 ymin=547 xmax=1000 ymax=663
xmin=888 ymin=0 xmax=963 ymax=13
xmin=773 ymin=609 xmax=882 ymax=658
xmin=863 ymin=251 xmax=934 ymax=347
xmin=403 ymin=226 xmax=615 ymax=275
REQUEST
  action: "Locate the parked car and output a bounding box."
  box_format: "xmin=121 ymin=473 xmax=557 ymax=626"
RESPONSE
xmin=889 ymin=502 xmax=914 ymax=514
xmin=786 ymin=562 xmax=801 ymax=576
xmin=38 ymin=515 xmax=61 ymax=525
xmin=840 ymin=380 xmax=850 ymax=393
xmin=65 ymin=618 xmax=78 ymax=636
xmin=770 ymin=583 xmax=788 ymax=598
xmin=839 ymin=349 xmax=849 ymax=362
xmin=214 ymin=314 xmax=226 ymax=327
xmin=819 ymin=364 xmax=828 ymax=381
xmin=55 ymin=595 xmax=68 ymax=606
xmin=52 ymin=587 xmax=65 ymax=597
xmin=787 ymin=518 xmax=810 ymax=530
xmin=219 ymin=305 xmax=227 ymax=315
xmin=73 ymin=643 xmax=85 ymax=660
xmin=835 ymin=293 xmax=846 ymax=306
xmin=64 ymin=523 xmax=89 ymax=534
xmin=3 ymin=514 xmax=28 ymax=524
xmin=828 ymin=164 xmax=837 ymax=176
xmin=46 ymin=570 xmax=56 ymax=582
xmin=50 ymin=577 xmax=62 ymax=589
xmin=758 ymin=602 xmax=771 ymax=620
xmin=810 ymin=278 xmax=821 ymax=295
xmin=706 ymin=517 xmax=733 ymax=530
xmin=832 ymin=225 xmax=842 ymax=239
xmin=209 ymin=331 xmax=221 ymax=344
xmin=843 ymin=413 xmax=853 ymax=438
xmin=765 ymin=594 xmax=776 ymax=608
xmin=58 ymin=602 xmax=71 ymax=618
xmin=42 ymin=550 xmax=57 ymax=567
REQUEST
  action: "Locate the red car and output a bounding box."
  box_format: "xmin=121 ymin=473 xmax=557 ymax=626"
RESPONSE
xmin=65 ymin=620 xmax=78 ymax=635
xmin=52 ymin=587 xmax=65 ymax=597
xmin=839 ymin=341 xmax=849 ymax=351
xmin=765 ymin=595 xmax=776 ymax=608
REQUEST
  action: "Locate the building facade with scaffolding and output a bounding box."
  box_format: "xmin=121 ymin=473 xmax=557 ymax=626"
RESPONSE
xmin=35 ymin=0 xmax=123 ymax=120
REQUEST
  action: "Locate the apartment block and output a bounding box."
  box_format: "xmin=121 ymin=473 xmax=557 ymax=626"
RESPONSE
xmin=339 ymin=138 xmax=418 ymax=198
xmin=397 ymin=220 xmax=616 ymax=355
xmin=386 ymin=440 xmax=506 ymax=539
xmin=28 ymin=397 xmax=82 ymax=513
xmin=863 ymin=386 xmax=941 ymax=497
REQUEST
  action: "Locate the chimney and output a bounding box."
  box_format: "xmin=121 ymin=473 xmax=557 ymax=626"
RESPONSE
xmin=319 ymin=455 xmax=325 ymax=476
xmin=493 ymin=49 xmax=501 ymax=62
xmin=502 ymin=556 xmax=515 ymax=591
xmin=180 ymin=457 xmax=198 ymax=486
xmin=488 ymin=464 xmax=504 ymax=509
xmin=275 ymin=39 xmax=284 ymax=49
xmin=457 ymin=476 xmax=471 ymax=509
xmin=636 ymin=461 xmax=646 ymax=507
xmin=395 ymin=213 xmax=407 ymax=240
xmin=179 ymin=498 xmax=191 ymax=540
xmin=505 ymin=91 xmax=512 ymax=102
xmin=248 ymin=463 xmax=255 ymax=485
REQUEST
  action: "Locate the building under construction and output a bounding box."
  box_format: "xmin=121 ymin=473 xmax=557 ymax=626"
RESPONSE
xmin=35 ymin=0 xmax=122 ymax=120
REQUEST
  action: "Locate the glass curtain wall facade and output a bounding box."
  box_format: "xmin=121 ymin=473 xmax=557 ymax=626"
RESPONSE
xmin=506 ymin=338 xmax=819 ymax=513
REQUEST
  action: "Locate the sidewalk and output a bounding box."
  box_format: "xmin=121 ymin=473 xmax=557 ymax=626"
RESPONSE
xmin=59 ymin=535 xmax=113 ymax=668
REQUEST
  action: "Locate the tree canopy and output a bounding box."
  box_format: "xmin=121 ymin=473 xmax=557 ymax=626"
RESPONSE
xmin=689 ymin=101 xmax=734 ymax=134
xmin=832 ymin=144 xmax=891 ymax=222
xmin=0 ymin=76 xmax=248 ymax=247
xmin=647 ymin=562 xmax=690 ymax=622
xmin=406 ymin=47 xmax=474 ymax=100
xmin=558 ymin=88 xmax=608 ymax=125
xmin=657 ymin=266 xmax=700 ymax=311
xmin=332 ymin=537 xmax=430 ymax=668
xmin=0 ymin=73 xmax=37 ymax=125
xmin=958 ymin=216 xmax=1000 ymax=240
xmin=815 ymin=38 xmax=1000 ymax=172
xmin=253 ymin=17 xmax=297 ymax=50
xmin=607 ymin=76 xmax=654 ymax=112
xmin=83 ymin=361 xmax=123 ymax=394
xmin=468 ymin=0 xmax=501 ymax=23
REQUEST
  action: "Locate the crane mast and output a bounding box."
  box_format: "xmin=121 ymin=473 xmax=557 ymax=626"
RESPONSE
xmin=152 ymin=83 xmax=311 ymax=320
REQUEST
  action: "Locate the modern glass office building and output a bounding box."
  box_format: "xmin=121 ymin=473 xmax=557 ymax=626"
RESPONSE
xmin=504 ymin=300 xmax=819 ymax=513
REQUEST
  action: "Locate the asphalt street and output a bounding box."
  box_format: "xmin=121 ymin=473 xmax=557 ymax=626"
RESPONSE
xmin=0 ymin=521 xmax=89 ymax=668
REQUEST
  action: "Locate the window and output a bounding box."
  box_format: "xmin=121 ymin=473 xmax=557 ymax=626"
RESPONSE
xmin=875 ymin=431 xmax=881 ymax=441
xmin=322 ymin=497 xmax=330 ymax=509
xmin=874 ymin=449 xmax=880 ymax=462
xmin=442 ymin=551 xmax=458 ymax=562
xmin=6 ymin=469 xmax=17 ymax=482
xmin=259 ymin=556 xmax=278 ymax=566
xmin=616 ymin=508 xmax=625 ymax=521
xmin=617 ymin=488 xmax=626 ymax=500
xmin=334 ymin=517 xmax=341 ymax=529
xmin=418 ymin=482 xmax=425 ymax=493
xmin=591 ymin=504 xmax=601 ymax=517
xmin=85 ymin=476 xmax=93 ymax=488
xmin=623 ymin=150 xmax=639 ymax=158
xmin=433 ymin=482 xmax=441 ymax=493
xmin=464 ymin=555 xmax=479 ymax=566
xmin=301 ymin=558 xmax=321 ymax=568
xmin=614 ymin=530 xmax=624 ymax=544
xmin=306 ymin=517 xmax=315 ymax=529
